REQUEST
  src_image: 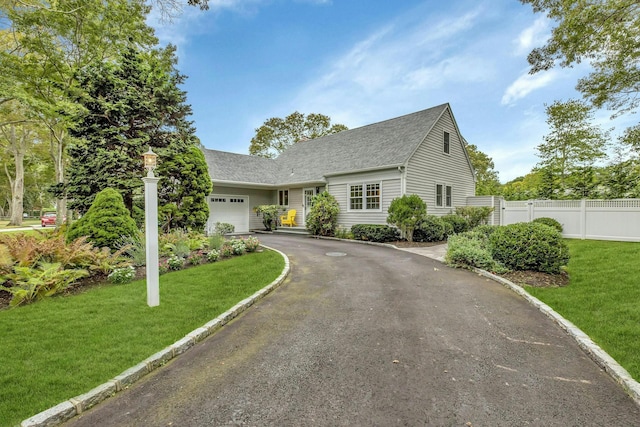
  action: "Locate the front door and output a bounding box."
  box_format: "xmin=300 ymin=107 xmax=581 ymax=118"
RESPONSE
xmin=303 ymin=188 xmax=315 ymax=225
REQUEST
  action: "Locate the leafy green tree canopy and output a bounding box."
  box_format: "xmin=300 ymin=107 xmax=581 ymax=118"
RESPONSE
xmin=249 ymin=112 xmax=348 ymax=158
xmin=464 ymin=142 xmax=501 ymax=195
xmin=537 ymin=99 xmax=609 ymax=194
xmin=522 ymin=0 xmax=640 ymax=119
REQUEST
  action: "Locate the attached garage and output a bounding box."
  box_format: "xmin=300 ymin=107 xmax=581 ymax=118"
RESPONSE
xmin=208 ymin=194 xmax=250 ymax=233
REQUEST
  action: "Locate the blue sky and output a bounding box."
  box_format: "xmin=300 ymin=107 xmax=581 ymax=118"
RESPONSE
xmin=148 ymin=0 xmax=632 ymax=183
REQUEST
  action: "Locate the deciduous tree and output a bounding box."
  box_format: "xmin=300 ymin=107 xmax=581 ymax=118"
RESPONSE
xmin=249 ymin=112 xmax=348 ymax=158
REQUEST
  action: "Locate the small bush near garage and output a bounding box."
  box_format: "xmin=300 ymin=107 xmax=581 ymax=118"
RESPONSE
xmin=532 ymin=217 xmax=563 ymax=233
xmin=445 ymin=230 xmax=507 ymax=273
xmin=306 ymin=191 xmax=340 ymax=236
xmin=413 ymin=215 xmax=447 ymax=242
xmin=441 ymin=214 xmax=470 ymax=234
xmin=351 ymin=224 xmax=400 ymax=243
xmin=490 ymin=222 xmax=569 ymax=274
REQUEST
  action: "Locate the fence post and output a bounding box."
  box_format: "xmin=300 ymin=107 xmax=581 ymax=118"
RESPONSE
xmin=581 ymin=199 xmax=587 ymax=240
xmin=527 ymin=200 xmax=534 ymax=222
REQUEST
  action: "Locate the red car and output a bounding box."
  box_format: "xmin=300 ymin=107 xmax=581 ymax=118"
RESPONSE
xmin=41 ymin=212 xmax=58 ymax=227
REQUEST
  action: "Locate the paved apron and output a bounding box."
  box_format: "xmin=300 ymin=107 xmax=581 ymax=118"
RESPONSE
xmin=65 ymin=234 xmax=640 ymax=426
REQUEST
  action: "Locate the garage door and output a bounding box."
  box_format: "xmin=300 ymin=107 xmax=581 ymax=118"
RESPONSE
xmin=208 ymin=195 xmax=250 ymax=233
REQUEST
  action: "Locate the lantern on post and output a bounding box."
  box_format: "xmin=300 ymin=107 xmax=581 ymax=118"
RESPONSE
xmin=142 ymin=147 xmax=160 ymax=306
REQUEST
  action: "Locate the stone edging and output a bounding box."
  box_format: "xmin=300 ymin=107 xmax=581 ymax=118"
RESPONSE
xmin=475 ymin=268 xmax=640 ymax=407
xmin=20 ymin=245 xmax=290 ymax=427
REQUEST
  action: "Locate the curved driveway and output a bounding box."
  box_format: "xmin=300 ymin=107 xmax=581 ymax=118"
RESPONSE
xmin=66 ymin=234 xmax=640 ymax=426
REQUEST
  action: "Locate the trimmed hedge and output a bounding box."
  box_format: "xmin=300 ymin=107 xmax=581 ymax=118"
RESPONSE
xmin=351 ymin=224 xmax=399 ymax=243
xmin=441 ymin=214 xmax=470 ymax=234
xmin=489 ymin=222 xmax=569 ymax=274
xmin=532 ymin=217 xmax=563 ymax=232
xmin=446 ymin=231 xmax=506 ymax=273
xmin=413 ymin=215 xmax=447 ymax=242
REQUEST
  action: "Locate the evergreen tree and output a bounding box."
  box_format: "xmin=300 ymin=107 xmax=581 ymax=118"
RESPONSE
xmin=65 ymin=45 xmax=194 ymax=214
xmin=67 ymin=188 xmax=139 ymax=250
xmin=157 ymin=142 xmax=212 ymax=232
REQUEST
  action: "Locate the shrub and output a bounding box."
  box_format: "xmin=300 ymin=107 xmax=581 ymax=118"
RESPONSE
xmin=351 ymin=224 xmax=400 ymax=243
xmin=244 ymin=236 xmax=260 ymax=252
xmin=67 ymin=188 xmax=139 ymax=251
xmin=214 ymin=222 xmax=235 ymax=235
xmin=230 ymin=238 xmax=247 ymax=255
xmin=441 ymin=214 xmax=470 ymax=234
xmin=532 ymin=217 xmax=563 ymax=232
xmin=219 ymin=242 xmax=234 ymax=258
xmin=254 ymin=205 xmax=283 ymax=231
xmin=413 ymin=215 xmax=446 ymax=242
xmin=186 ymin=251 xmax=206 ymax=266
xmin=207 ymin=249 xmax=220 ymax=262
xmin=387 ymin=194 xmax=427 ymax=242
xmin=160 ymin=231 xmax=192 ymax=258
xmin=167 ymin=255 xmax=184 ymax=271
xmin=474 ymin=224 xmax=499 ymax=238
xmin=445 ymin=232 xmax=507 ymax=273
xmin=490 ymin=222 xmax=570 ymax=274
xmin=108 ymin=266 xmax=136 ymax=284
xmin=117 ymin=233 xmax=146 ymax=267
xmin=306 ymin=191 xmax=340 ymax=236
xmin=454 ymin=206 xmax=494 ymax=229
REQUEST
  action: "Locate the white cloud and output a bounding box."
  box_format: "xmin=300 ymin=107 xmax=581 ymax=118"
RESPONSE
xmin=292 ymin=7 xmax=490 ymax=126
xmin=514 ymin=16 xmax=549 ymax=56
xmin=501 ymin=70 xmax=558 ymax=105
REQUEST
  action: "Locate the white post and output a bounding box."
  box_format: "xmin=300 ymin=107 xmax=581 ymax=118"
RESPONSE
xmin=143 ymin=172 xmax=161 ymax=307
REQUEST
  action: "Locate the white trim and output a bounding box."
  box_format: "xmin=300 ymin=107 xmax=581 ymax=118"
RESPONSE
xmin=347 ymin=181 xmax=383 ymax=212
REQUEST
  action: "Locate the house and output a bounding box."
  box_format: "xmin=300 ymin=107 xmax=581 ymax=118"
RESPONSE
xmin=202 ymin=103 xmax=476 ymax=233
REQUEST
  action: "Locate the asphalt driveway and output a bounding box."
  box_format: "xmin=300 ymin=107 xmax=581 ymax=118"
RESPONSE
xmin=65 ymin=234 xmax=640 ymax=426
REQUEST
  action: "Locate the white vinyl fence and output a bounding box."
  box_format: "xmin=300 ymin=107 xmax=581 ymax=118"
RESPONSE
xmin=500 ymin=199 xmax=640 ymax=242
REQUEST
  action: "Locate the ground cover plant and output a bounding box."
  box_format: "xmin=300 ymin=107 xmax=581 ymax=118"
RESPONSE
xmin=0 ymin=249 xmax=284 ymax=426
xmin=526 ymin=239 xmax=640 ymax=383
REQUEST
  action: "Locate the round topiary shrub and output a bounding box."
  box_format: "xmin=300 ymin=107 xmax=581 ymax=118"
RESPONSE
xmin=532 ymin=217 xmax=563 ymax=233
xmin=413 ymin=215 xmax=446 ymax=242
xmin=489 ymin=222 xmax=569 ymax=274
xmin=441 ymin=214 xmax=470 ymax=234
xmin=67 ymin=188 xmax=140 ymax=251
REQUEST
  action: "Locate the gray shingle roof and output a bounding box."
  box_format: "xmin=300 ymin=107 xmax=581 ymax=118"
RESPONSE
xmin=203 ymin=103 xmax=449 ymax=186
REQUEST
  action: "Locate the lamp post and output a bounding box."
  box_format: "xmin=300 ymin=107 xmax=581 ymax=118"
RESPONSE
xmin=143 ymin=147 xmax=160 ymax=307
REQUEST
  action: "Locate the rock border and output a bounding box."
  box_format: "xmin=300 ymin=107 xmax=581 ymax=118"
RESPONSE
xmin=21 ymin=245 xmax=290 ymax=427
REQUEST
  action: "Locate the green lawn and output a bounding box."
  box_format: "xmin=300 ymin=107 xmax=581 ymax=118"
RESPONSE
xmin=0 ymin=249 xmax=284 ymax=427
xmin=0 ymin=219 xmax=40 ymax=229
xmin=526 ymin=239 xmax=640 ymax=382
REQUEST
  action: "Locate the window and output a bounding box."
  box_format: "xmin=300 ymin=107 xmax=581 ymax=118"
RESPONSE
xmin=444 ymin=131 xmax=450 ymax=154
xmin=278 ymin=189 xmax=289 ymax=206
xmin=349 ymin=184 xmax=363 ymax=210
xmin=436 ymin=184 xmax=452 ymax=207
xmin=366 ymin=183 xmax=380 ymax=209
xmin=349 ymin=182 xmax=381 ymax=211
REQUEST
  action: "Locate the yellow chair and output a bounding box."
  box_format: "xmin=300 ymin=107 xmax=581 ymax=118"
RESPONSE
xmin=280 ymin=209 xmax=297 ymax=227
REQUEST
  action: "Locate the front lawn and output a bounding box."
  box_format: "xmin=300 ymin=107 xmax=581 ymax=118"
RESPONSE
xmin=0 ymin=249 xmax=284 ymax=427
xmin=526 ymin=239 xmax=640 ymax=382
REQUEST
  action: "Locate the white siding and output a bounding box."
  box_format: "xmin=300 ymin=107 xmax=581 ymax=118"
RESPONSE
xmin=287 ymin=188 xmax=303 ymax=226
xmin=406 ymin=109 xmax=475 ymax=216
xmin=327 ymin=169 xmax=402 ymax=228
xmin=207 ymin=186 xmax=275 ymax=231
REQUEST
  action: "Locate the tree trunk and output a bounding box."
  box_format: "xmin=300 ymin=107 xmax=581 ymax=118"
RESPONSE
xmin=49 ymin=127 xmax=67 ymax=226
xmin=4 ymin=125 xmax=27 ymax=226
